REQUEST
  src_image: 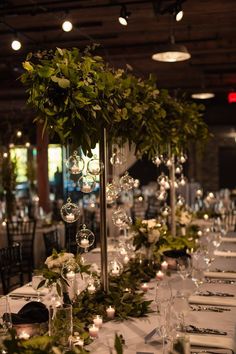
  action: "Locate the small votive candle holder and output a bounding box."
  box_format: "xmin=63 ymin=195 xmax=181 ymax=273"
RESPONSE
xmin=87 ymin=283 xmax=96 ymax=294
xmin=140 ymin=283 xmax=149 ymax=292
xmin=156 ymin=270 xmax=164 ymax=281
xmin=93 ymin=315 xmax=103 ymax=328
xmin=89 ymin=324 xmax=99 ymax=338
xmin=161 ymin=261 xmax=168 ymax=271
xmin=106 ymin=306 xmax=115 ymax=319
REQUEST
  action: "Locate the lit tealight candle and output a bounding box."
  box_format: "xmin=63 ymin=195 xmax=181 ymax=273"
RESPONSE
xmin=82 ymin=185 xmax=91 ymax=193
xmin=161 ymin=261 xmax=168 ymax=271
xmin=93 ymin=315 xmax=103 ymax=328
xmin=66 ymin=213 xmax=75 ymax=222
xmin=197 ymin=230 xmax=203 ymax=237
xmin=89 ymin=324 xmax=99 ymax=338
xmin=123 ymin=255 xmax=130 ymax=265
xmin=141 ymin=282 xmax=149 ymax=292
xmin=67 ymin=270 xmax=75 ymax=280
xmin=203 ymin=214 xmax=209 ymax=220
xmin=106 ymin=306 xmax=115 ymax=319
xmin=87 ymin=283 xmax=96 ymax=294
xmin=115 ymin=218 xmax=123 ymax=227
xmin=18 ymin=331 xmax=30 ymax=340
xmin=156 ymin=270 xmax=164 ymax=281
xmin=80 ymin=238 xmax=89 ymax=248
xmin=70 ymin=165 xmax=80 ymax=174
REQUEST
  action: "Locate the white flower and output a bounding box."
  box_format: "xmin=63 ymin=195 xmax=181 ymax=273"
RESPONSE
xmin=45 ymin=252 xmax=75 ymax=271
xmin=148 ymin=229 xmax=160 ymax=243
xmin=142 ymin=219 xmax=157 ymax=229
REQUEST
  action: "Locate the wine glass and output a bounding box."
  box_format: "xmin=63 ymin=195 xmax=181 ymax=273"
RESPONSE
xmin=0 ymin=295 xmax=12 ymax=335
xmin=176 ymin=257 xmax=192 ymax=280
xmin=32 ymin=274 xmax=44 ymax=301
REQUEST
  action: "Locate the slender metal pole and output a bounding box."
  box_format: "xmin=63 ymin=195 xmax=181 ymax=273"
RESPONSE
xmin=170 ymin=155 xmax=176 ymax=237
xmin=99 ymin=127 xmax=109 ymax=293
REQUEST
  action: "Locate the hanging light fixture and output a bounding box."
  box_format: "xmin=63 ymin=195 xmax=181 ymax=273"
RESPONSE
xmin=118 ymin=5 xmax=131 ymax=26
xmin=62 ymin=20 xmax=73 ymax=32
xmin=11 ymin=36 xmax=21 ymax=51
xmin=191 ymin=92 xmax=215 ymax=100
xmin=152 ymin=34 xmax=191 ymax=62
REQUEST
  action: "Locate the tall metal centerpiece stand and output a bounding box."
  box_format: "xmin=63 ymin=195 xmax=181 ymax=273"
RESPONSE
xmin=99 ymin=128 xmax=109 ymax=292
xmin=169 ymin=150 xmax=176 ymax=237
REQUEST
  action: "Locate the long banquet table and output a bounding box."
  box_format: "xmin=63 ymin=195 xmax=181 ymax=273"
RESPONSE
xmin=3 ymin=232 xmax=236 ymax=353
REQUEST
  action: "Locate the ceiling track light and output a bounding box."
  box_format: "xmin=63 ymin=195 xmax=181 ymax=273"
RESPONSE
xmin=174 ymin=3 xmax=184 ymax=22
xmin=118 ymin=5 xmax=131 ymax=26
xmin=152 ymin=34 xmax=191 ymax=62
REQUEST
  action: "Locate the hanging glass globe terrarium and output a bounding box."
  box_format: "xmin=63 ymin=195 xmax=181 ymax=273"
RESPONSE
xmin=106 ymin=183 xmax=119 ymax=204
xmin=110 ymin=148 xmax=127 ymax=166
xmin=60 ymin=197 xmax=81 ymax=223
xmin=87 ymin=155 xmax=104 ymax=176
xmin=66 ymin=151 xmax=84 ymax=175
xmin=76 ymin=224 xmax=95 ymax=252
xmin=78 ymin=174 xmax=96 ymax=193
xmin=119 ymin=171 xmax=134 ymax=191
xmin=108 ymin=258 xmax=123 ymax=277
xmin=152 ymin=154 xmax=163 ymax=167
xmin=112 ymin=208 xmax=128 ymax=228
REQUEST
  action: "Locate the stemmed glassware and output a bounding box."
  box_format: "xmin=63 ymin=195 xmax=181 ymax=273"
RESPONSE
xmin=32 ymin=273 xmax=44 ymax=301
xmin=0 ymin=295 xmax=12 ymax=335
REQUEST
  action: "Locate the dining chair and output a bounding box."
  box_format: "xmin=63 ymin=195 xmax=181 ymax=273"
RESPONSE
xmin=6 ymin=219 xmax=36 ymax=281
xmin=0 ymin=242 xmax=24 ymax=295
xmin=43 ymin=228 xmax=62 ymax=257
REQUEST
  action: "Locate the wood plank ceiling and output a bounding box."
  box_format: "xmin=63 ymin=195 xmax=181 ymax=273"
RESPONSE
xmin=0 ymin=0 xmax=235 ymax=137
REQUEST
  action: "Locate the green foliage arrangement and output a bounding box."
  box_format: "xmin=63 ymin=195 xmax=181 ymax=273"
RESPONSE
xmin=1 ymin=330 xmax=124 ymax=354
xmin=21 ymin=46 xmax=209 ymax=158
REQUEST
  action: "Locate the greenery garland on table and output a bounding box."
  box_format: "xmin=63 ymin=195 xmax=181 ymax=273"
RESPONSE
xmin=21 ymin=46 xmax=209 ymax=158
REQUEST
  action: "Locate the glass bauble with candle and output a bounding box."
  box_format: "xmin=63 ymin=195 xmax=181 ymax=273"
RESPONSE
xmin=110 ymin=149 xmax=126 ymax=166
xmin=106 ymin=183 xmax=119 ymax=204
xmin=178 ymin=174 xmax=187 ymax=187
xmin=161 ymin=205 xmax=171 ymax=218
xmin=152 ymin=154 xmax=163 ymax=167
xmin=78 ymin=174 xmax=96 ymax=193
xmin=60 ymin=197 xmax=80 ymax=223
xmin=66 ymin=150 xmax=84 ymax=175
xmin=76 ymin=224 xmax=95 ymax=252
xmin=108 ymin=258 xmax=123 ymax=277
xmin=156 ymin=188 xmax=167 ymax=201
xmin=112 ymin=208 xmax=128 ymax=228
xmin=87 ymin=155 xmax=104 ymax=176
xmin=178 ymin=153 xmax=187 ymax=164
xmin=175 ymin=164 xmax=183 ymax=175
xmin=119 ymin=171 xmax=134 ymax=191
xmin=157 ymin=173 xmax=169 ymax=188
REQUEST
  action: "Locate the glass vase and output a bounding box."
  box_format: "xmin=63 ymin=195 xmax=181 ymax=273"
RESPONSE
xmin=49 ymin=304 xmax=73 ymax=347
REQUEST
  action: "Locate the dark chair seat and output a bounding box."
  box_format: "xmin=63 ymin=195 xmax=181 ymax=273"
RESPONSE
xmin=0 ymin=242 xmax=24 ymax=295
xmin=43 ymin=228 xmax=62 ymax=257
xmin=6 ymin=219 xmax=36 ymax=281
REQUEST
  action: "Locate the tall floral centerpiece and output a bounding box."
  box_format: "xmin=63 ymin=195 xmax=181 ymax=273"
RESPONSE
xmin=21 ymin=46 xmax=209 ymax=291
xmin=39 ymin=250 xmax=90 ymax=304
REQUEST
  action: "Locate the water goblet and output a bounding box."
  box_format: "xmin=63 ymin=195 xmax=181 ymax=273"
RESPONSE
xmin=32 ymin=274 xmax=44 ymax=301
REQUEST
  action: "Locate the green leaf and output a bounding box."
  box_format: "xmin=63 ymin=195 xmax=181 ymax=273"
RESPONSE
xmin=22 ymin=61 xmax=34 ymax=72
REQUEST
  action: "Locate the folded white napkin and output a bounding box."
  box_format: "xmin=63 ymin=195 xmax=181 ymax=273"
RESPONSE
xmin=190 ymin=334 xmax=234 ymax=351
xmin=214 ymin=250 xmax=236 ymax=257
xmin=204 ymin=271 xmax=236 ymax=279
xmin=11 ymin=285 xmax=49 ymax=296
xmin=221 ymin=237 xmax=236 ymax=243
xmin=189 ymin=295 xmax=236 ymax=307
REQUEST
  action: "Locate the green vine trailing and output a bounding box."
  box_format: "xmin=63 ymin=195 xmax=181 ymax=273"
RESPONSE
xmin=21 ymin=46 xmax=209 ymax=158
